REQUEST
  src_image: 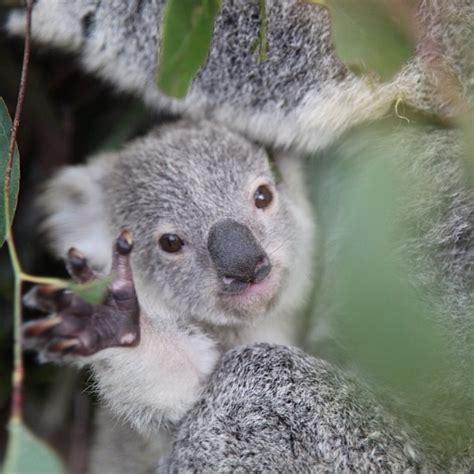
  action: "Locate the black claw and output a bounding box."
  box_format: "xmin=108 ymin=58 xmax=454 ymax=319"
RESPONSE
xmin=67 ymin=248 xmax=87 ymax=271
xmin=117 ymin=230 xmax=133 ymax=255
xmin=65 ymin=248 xmax=97 ymax=283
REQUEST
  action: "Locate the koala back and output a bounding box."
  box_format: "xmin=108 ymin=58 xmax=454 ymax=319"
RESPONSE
xmin=161 ymin=343 xmax=434 ymax=472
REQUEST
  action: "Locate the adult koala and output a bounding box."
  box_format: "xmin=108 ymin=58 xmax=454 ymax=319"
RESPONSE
xmin=5 ymin=0 xmax=474 ymax=471
xmin=7 ymin=1 xmax=472 ymax=152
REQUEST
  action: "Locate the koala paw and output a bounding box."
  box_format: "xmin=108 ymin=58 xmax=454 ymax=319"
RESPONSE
xmin=23 ymin=231 xmax=140 ymax=358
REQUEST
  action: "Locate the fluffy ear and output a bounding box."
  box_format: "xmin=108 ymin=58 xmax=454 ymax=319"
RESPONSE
xmin=6 ymin=0 xmax=88 ymax=53
xmin=39 ymin=157 xmax=114 ymax=271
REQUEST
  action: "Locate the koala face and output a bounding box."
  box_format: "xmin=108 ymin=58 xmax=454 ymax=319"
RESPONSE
xmin=100 ymin=122 xmax=311 ymax=327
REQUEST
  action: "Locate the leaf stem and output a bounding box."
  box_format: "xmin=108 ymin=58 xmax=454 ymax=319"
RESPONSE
xmin=258 ymin=0 xmax=268 ymax=61
xmin=10 ymin=274 xmax=23 ymax=419
xmin=6 ymin=0 xmax=34 ymax=423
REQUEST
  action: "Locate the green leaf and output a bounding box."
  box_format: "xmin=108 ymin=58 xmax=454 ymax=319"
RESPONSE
xmin=3 ymin=417 xmax=64 ymax=474
xmin=327 ymin=0 xmax=414 ymax=81
xmin=69 ymin=276 xmax=112 ymax=305
xmin=258 ymin=0 xmax=268 ymax=62
xmin=157 ymin=0 xmax=221 ymax=98
xmin=0 ymin=98 xmax=20 ymax=247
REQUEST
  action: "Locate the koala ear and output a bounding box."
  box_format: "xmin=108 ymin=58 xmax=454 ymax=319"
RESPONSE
xmin=39 ymin=158 xmax=113 ymax=271
xmin=6 ymin=0 xmax=88 ymax=53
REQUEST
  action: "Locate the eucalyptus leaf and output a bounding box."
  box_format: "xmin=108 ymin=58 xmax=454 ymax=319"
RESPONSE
xmin=3 ymin=417 xmax=64 ymax=474
xmin=327 ymin=0 xmax=414 ymax=81
xmin=0 ymin=98 xmax=20 ymax=247
xmin=69 ymin=276 xmax=112 ymax=305
xmin=157 ymin=0 xmax=221 ymax=98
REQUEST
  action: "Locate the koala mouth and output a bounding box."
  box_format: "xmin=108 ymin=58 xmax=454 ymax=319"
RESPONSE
xmin=221 ymin=260 xmax=272 ymax=295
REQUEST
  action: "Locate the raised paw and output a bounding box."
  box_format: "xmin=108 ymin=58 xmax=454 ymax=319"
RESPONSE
xmin=23 ymin=230 xmax=140 ymax=358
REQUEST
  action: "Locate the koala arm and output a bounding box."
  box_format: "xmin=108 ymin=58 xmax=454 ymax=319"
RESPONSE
xmin=23 ymin=233 xmax=219 ymax=435
xmin=8 ymin=1 xmax=470 ymax=152
xmin=91 ymin=314 xmax=219 ymax=434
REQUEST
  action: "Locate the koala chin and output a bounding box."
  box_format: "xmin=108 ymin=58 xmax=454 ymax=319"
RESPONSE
xmin=24 ymin=121 xmax=315 ymax=442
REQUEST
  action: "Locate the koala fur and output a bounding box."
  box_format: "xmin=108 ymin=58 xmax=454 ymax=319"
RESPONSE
xmin=6 ymin=0 xmax=473 ymax=471
xmin=31 ymin=120 xmax=314 ymax=470
xmin=144 ymin=120 xmax=473 ymax=473
xmin=160 ymin=343 xmax=428 ymax=472
xmin=41 ymin=121 xmax=314 ymax=342
xmin=6 ymin=1 xmax=473 ymax=152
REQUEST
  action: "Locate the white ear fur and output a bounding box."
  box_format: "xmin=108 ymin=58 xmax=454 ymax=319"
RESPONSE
xmin=7 ymin=1 xmax=85 ymax=53
xmin=39 ymin=156 xmax=114 ymax=271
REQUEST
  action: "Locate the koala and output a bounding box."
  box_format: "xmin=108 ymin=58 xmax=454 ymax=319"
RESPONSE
xmin=5 ymin=0 xmax=473 ymax=152
xmin=5 ymin=0 xmax=474 ymax=471
xmin=23 ymin=120 xmax=315 ymax=469
xmin=162 ymin=121 xmax=474 ymax=472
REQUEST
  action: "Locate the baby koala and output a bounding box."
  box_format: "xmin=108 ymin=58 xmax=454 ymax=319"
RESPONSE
xmin=23 ymin=120 xmax=314 ymax=437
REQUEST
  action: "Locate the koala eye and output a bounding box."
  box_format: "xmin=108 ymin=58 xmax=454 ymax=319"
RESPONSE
xmin=159 ymin=234 xmax=184 ymax=253
xmin=254 ymin=185 xmax=273 ymax=209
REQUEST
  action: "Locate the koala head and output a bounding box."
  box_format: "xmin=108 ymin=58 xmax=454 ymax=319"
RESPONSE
xmin=41 ymin=121 xmax=314 ymax=327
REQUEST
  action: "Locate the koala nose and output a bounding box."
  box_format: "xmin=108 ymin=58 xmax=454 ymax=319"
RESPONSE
xmin=208 ymin=219 xmax=271 ymax=289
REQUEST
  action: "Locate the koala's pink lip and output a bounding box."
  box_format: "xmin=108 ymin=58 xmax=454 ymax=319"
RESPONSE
xmin=220 ymin=259 xmax=272 ymax=295
xmin=220 ymin=272 xmax=276 ymax=306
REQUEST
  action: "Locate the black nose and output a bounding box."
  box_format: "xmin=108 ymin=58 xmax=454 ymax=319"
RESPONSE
xmin=208 ymin=219 xmax=271 ymax=290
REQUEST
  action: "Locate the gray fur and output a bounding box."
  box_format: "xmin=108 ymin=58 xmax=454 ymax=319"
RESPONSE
xmin=42 ymin=121 xmax=314 ymax=332
xmin=155 ymin=124 xmax=474 ymax=474
xmin=7 ymin=1 xmax=473 ymax=151
xmin=38 ymin=120 xmax=314 ymax=471
xmin=160 ymin=344 xmax=429 ymax=472
xmin=7 ymin=0 xmax=473 ymax=471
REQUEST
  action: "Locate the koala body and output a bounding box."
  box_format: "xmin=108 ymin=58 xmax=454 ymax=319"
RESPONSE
xmin=161 ymin=343 xmax=428 ymax=472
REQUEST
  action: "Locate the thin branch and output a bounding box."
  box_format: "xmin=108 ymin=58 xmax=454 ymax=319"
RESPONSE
xmin=20 ymin=272 xmax=68 ymax=287
xmin=6 ymin=0 xmax=33 ymax=209
xmin=7 ymin=0 xmax=34 ymax=421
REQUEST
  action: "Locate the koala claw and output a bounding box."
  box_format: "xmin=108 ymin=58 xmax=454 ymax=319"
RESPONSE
xmin=23 ymin=316 xmax=63 ymax=338
xmin=22 ymin=231 xmax=140 ymax=358
xmin=66 ymin=247 xmax=98 ymax=283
